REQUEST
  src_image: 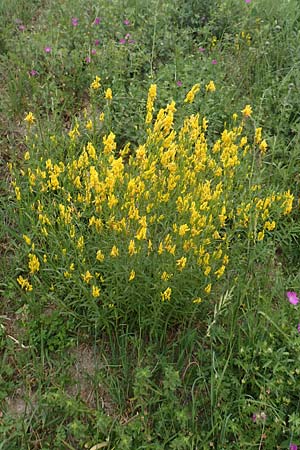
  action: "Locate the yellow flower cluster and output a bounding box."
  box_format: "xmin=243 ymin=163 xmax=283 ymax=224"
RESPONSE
xmin=15 ymin=84 xmax=294 ymax=314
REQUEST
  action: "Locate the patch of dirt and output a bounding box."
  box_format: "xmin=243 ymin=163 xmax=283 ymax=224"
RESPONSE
xmin=68 ymin=344 xmax=115 ymax=415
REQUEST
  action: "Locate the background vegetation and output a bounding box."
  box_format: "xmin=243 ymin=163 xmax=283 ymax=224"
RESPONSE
xmin=1 ymin=0 xmax=300 ymax=448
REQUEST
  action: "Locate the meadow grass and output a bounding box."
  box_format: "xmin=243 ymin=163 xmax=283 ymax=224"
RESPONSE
xmin=1 ymin=0 xmax=300 ymax=448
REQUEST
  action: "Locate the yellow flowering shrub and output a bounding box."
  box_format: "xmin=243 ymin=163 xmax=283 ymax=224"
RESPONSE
xmin=13 ymin=84 xmax=294 ymax=331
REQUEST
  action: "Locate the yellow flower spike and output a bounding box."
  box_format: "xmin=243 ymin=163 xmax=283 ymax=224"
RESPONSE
xmin=161 ymin=287 xmax=172 ymax=302
xmin=103 ymin=132 xmax=116 ymax=154
xmin=241 ymin=104 xmax=252 ymax=118
xmin=105 ymin=88 xmax=112 ymax=100
xmin=77 ymin=236 xmax=84 ymax=249
xmin=145 ymin=84 xmax=157 ymax=124
xmin=254 ymin=127 xmax=262 ymax=144
xmin=90 ymin=75 xmax=101 ymax=90
xmin=24 ymin=112 xmax=35 ymax=125
xmin=28 ymin=253 xmax=40 ymax=275
xmin=129 ymin=270 xmax=135 ymax=281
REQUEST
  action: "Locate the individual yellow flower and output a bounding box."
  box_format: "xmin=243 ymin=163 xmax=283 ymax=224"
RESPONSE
xmin=214 ymin=265 xmax=225 ymax=279
xmin=81 ymin=271 xmax=93 ymax=283
xmin=128 ymin=240 xmax=137 ymax=256
xmin=264 ymin=220 xmax=276 ymax=231
xmin=184 ymin=84 xmax=200 ymax=103
xmin=161 ymin=287 xmax=172 ymax=302
xmin=110 ymin=245 xmax=119 ymax=257
xmin=17 ymin=275 xmax=33 ymax=291
xmin=24 ymin=151 xmax=30 ymax=160
xmin=90 ymin=75 xmax=101 ymax=90
xmin=178 ymin=224 xmax=190 ymax=236
xmin=28 ymin=253 xmax=40 ymax=275
xmin=96 ymin=250 xmax=105 ymax=262
xmin=161 ymin=271 xmax=173 ymax=281
xmin=23 ymin=234 xmax=31 ymax=245
xmin=92 ymin=285 xmax=101 ymax=298
xmin=205 ymin=80 xmax=216 ymax=92
xmin=257 ymin=230 xmax=265 ymax=241
xmin=15 ymin=186 xmax=21 ymax=201
xmin=99 ymin=112 xmax=105 ymax=121
xmin=24 ymin=112 xmax=35 ymax=125
xmin=86 ymin=119 xmax=93 ymax=130
xmin=204 ymin=266 xmax=211 ymax=276
xmin=193 ymin=297 xmax=202 ymax=304
xmin=129 ymin=270 xmax=135 ymax=281
xmin=105 ymin=88 xmax=112 ymax=100
xmin=259 ymin=140 xmax=268 ymax=153
xmin=241 ymin=104 xmax=252 ymax=117
xmin=176 ymin=256 xmax=187 ymax=271
xmin=204 ymin=283 xmax=211 ymax=294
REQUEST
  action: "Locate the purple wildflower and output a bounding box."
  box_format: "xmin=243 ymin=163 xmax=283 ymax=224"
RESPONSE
xmin=128 ymin=39 xmax=135 ymax=44
xmin=19 ymin=25 xmax=25 ymax=31
xmin=125 ymin=33 xmax=131 ymax=39
xmin=198 ymin=47 xmax=205 ymax=52
xmin=251 ymin=414 xmax=257 ymax=423
xmin=123 ymin=19 xmax=130 ymax=25
xmin=91 ymin=49 xmax=96 ymax=55
xmin=287 ymin=291 xmax=299 ymax=305
xmin=119 ymin=38 xmax=126 ymax=44
xmin=94 ymin=39 xmax=100 ymax=46
xmin=44 ymin=46 xmax=52 ymax=53
xmin=85 ymin=56 xmax=91 ymax=63
xmin=29 ymin=69 xmax=38 ymax=76
xmin=290 ymin=444 xmax=298 ymax=450
xmin=212 ymin=59 xmax=217 ymax=65
xmin=94 ymin=17 xmax=101 ymax=25
xmin=177 ymin=80 xmax=183 ymax=87
xmin=245 ymin=0 xmax=251 ymax=3
xmin=297 ymin=323 xmax=300 ymax=333
xmin=72 ymin=17 xmax=79 ymax=26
